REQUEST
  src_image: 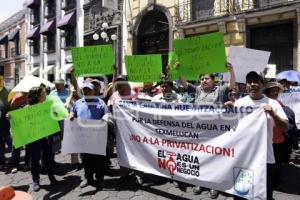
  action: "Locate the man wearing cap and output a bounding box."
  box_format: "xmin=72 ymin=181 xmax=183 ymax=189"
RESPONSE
xmin=50 ymin=79 xmax=69 ymax=103
xmin=70 ymin=81 xmax=108 ymax=188
xmin=234 ymin=72 xmax=289 ymax=200
xmin=49 ymin=79 xmax=70 ymax=166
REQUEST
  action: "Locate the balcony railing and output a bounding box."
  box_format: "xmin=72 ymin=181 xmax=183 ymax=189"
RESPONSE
xmin=175 ymin=0 xmax=300 ymax=26
xmin=0 ymin=50 xmax=8 ymax=59
xmin=10 ymin=48 xmax=16 ymax=58
xmin=254 ymin=0 xmax=299 ymax=8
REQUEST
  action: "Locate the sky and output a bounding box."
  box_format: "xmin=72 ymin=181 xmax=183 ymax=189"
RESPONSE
xmin=0 ymin=0 xmax=24 ymax=23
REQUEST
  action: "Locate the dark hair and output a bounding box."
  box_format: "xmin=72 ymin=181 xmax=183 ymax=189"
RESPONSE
xmin=27 ymin=86 xmax=45 ymax=105
xmin=246 ymin=71 xmax=264 ymax=83
xmin=91 ymin=81 xmax=100 ymax=88
xmin=160 ymin=80 xmax=174 ymax=88
xmin=199 ymin=74 xmax=215 ymax=81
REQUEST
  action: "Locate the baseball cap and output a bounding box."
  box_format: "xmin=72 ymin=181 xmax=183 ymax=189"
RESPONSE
xmin=81 ymin=81 xmax=94 ymax=90
xmin=53 ymin=79 xmax=65 ymax=84
xmin=246 ymin=71 xmax=264 ymax=83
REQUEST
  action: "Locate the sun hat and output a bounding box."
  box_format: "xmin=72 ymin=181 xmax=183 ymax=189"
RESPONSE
xmin=264 ymin=81 xmax=284 ymax=91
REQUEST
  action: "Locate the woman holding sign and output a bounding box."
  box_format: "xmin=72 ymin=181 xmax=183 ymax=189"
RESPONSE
xmin=178 ymin=63 xmax=236 ymax=199
xmin=11 ymin=86 xmax=57 ymax=192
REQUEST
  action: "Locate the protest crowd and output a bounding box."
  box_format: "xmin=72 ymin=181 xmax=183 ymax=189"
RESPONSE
xmin=0 ymin=32 xmax=300 ymax=200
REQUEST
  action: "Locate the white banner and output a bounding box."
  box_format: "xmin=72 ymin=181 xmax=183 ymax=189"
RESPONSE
xmin=279 ymin=86 xmax=300 ymax=129
xmin=62 ymin=119 xmax=107 ymax=155
xmin=114 ymin=101 xmax=267 ymax=199
xmin=223 ymin=46 xmax=270 ymax=83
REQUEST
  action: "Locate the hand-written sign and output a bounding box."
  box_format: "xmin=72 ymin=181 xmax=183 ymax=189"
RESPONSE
xmin=62 ymin=119 xmax=107 ymax=155
xmin=72 ymin=45 xmax=114 ymax=77
xmin=223 ymin=46 xmax=271 ymax=83
xmin=174 ymin=32 xmax=226 ymax=80
xmin=9 ymin=101 xmax=60 ymax=148
xmin=125 ymin=54 xmax=162 ymax=82
xmin=168 ymin=52 xmax=180 ymax=80
xmin=46 ymin=95 xmax=69 ymax=120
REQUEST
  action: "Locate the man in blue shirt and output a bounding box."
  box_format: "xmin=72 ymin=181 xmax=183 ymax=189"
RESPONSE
xmin=50 ymin=79 xmax=69 ymax=103
xmin=71 ymin=81 xmax=108 ymax=188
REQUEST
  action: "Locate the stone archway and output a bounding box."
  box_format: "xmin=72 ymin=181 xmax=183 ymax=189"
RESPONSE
xmin=133 ymin=4 xmax=172 ymax=72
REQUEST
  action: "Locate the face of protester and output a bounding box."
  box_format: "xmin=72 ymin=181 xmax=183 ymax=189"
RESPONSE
xmin=82 ymin=87 xmax=94 ymax=98
xmin=200 ymin=75 xmax=214 ymax=92
xmin=246 ymin=78 xmax=264 ymax=100
xmin=118 ymin=83 xmax=131 ymax=96
xmin=55 ymin=83 xmax=65 ymax=92
xmin=92 ymin=83 xmax=101 ymax=96
xmin=228 ymin=87 xmax=239 ymax=102
xmin=161 ymin=84 xmax=172 ymax=95
xmin=265 ymin=87 xmax=280 ymax=100
xmin=0 ymin=76 xmax=4 ymax=90
xmin=143 ymin=82 xmax=153 ymax=91
xmin=279 ymin=79 xmax=291 ymax=91
xmin=38 ymin=88 xmax=47 ymax=103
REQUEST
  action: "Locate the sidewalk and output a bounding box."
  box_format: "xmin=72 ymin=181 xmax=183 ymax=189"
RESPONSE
xmin=0 ymin=152 xmax=299 ymax=200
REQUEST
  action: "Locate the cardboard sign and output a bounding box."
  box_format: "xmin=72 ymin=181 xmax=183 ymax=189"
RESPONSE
xmin=174 ymin=32 xmax=227 ymax=80
xmin=72 ymin=45 xmax=114 ymax=77
xmin=168 ymin=52 xmax=180 ymax=80
xmin=62 ymin=119 xmax=107 ymax=155
xmin=9 ymin=101 xmax=60 ymax=148
xmin=223 ymin=46 xmax=270 ymax=83
xmin=125 ymin=54 xmax=162 ymax=82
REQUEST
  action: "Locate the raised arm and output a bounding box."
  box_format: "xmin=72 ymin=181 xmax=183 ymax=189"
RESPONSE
xmin=227 ymin=62 xmax=236 ymax=90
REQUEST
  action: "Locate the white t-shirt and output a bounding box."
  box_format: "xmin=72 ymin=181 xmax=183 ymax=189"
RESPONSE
xmin=151 ymin=92 xmax=182 ymax=103
xmin=234 ymin=95 xmax=288 ymax=164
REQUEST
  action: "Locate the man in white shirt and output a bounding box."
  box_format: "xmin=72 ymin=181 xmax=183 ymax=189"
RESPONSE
xmin=234 ymin=71 xmax=288 ymax=200
xmin=152 ymin=80 xmax=182 ymax=103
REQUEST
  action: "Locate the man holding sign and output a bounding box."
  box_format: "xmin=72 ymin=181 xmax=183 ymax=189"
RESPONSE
xmin=70 ymin=81 xmax=108 ymax=188
xmin=234 ymin=71 xmax=288 ymax=200
xmin=178 ymin=63 xmax=235 ymax=199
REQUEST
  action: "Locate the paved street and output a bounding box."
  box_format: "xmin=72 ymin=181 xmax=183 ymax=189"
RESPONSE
xmin=0 ymin=151 xmax=299 ymax=200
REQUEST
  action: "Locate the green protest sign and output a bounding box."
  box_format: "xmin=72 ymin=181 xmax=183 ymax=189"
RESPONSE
xmin=46 ymin=95 xmax=69 ymax=120
xmin=9 ymin=101 xmax=60 ymax=148
xmin=125 ymin=54 xmax=162 ymax=82
xmin=168 ymin=52 xmax=180 ymax=80
xmin=174 ymin=32 xmax=226 ymax=80
xmin=72 ymin=45 xmax=114 ymax=77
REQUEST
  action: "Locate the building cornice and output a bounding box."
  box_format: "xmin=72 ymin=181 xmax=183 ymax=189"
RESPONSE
xmin=180 ymin=2 xmax=300 ymax=31
xmin=0 ymin=9 xmax=26 ymax=32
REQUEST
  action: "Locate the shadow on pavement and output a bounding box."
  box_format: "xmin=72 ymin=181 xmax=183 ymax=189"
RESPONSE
xmin=42 ymin=175 xmax=81 ymax=200
xmin=277 ymin=164 xmax=300 ymax=195
xmin=11 ymin=184 xmax=30 ymax=192
xmin=53 ymin=163 xmax=80 ymax=176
